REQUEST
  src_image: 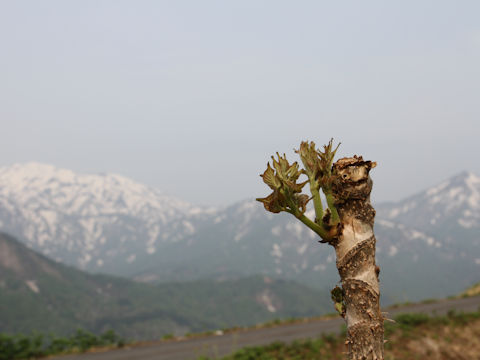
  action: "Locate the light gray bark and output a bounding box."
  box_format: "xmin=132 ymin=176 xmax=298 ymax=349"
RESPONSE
xmin=332 ymin=156 xmax=383 ymax=360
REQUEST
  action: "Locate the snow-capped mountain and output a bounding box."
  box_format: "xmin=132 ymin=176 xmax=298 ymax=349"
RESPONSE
xmin=376 ymin=171 xmax=480 ymax=231
xmin=375 ymin=171 xmax=480 ymax=270
xmin=0 ymin=163 xmax=479 ymax=304
xmin=0 ymin=163 xmax=215 ymax=274
xmin=130 ymin=171 xmax=480 ymax=302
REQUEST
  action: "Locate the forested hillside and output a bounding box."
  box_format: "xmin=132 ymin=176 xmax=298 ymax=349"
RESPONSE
xmin=0 ymin=232 xmax=331 ymax=340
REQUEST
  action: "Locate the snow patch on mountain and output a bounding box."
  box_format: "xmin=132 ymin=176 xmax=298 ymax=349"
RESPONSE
xmin=378 ymin=171 xmax=480 ymax=231
xmin=426 ymin=181 xmax=449 ymax=196
xmin=376 ymin=219 xmax=395 ymax=228
xmin=0 ymin=162 xmax=215 ymax=271
xmin=388 ymin=245 xmax=398 ymax=257
xmin=387 ymin=201 xmax=418 ymax=218
xmin=257 ymin=289 xmax=277 ymax=313
xmin=234 ymin=227 xmax=249 ymax=242
xmin=271 ymin=243 xmax=282 ymax=259
xmin=271 ymin=226 xmax=282 ymax=237
xmin=286 ymin=222 xmax=303 ymax=238
xmin=25 ymin=280 xmax=40 ymax=294
xmin=313 ymin=264 xmax=327 ymax=272
xmin=297 ymin=242 xmax=308 ymax=255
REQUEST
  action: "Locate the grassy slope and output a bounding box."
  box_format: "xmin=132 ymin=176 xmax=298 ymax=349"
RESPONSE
xmin=462 ymin=282 xmax=480 ymax=297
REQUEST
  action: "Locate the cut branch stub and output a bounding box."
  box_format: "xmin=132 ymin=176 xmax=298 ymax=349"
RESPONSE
xmin=332 ymin=156 xmax=377 ymax=204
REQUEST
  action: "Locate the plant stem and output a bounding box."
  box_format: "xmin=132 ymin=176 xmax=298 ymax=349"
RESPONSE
xmin=324 ymin=190 xmax=340 ymax=225
xmin=287 ymin=209 xmax=329 ymax=240
xmin=309 ymin=181 xmax=324 ymax=224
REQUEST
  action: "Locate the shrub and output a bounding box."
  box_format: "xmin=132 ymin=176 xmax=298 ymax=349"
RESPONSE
xmin=0 ymin=329 xmax=125 ymax=359
xmin=394 ymin=313 xmax=430 ymax=328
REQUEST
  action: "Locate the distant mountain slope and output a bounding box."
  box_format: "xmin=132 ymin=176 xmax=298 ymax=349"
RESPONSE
xmin=132 ymin=172 xmax=480 ymax=303
xmin=376 ymin=171 xmax=480 ymax=230
xmin=0 ymin=232 xmax=330 ymax=340
xmin=0 ymin=162 xmax=216 ymax=274
xmin=0 ymin=163 xmax=479 ymax=304
xmin=376 ymin=171 xmax=480 ymax=259
xmin=133 ymin=199 xmax=479 ymax=304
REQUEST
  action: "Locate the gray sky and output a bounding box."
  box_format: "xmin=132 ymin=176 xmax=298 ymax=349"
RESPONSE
xmin=1 ymin=1 xmax=479 ymax=206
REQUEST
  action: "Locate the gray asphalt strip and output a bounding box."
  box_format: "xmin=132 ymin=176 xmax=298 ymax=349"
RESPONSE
xmin=54 ymin=295 xmax=480 ymax=360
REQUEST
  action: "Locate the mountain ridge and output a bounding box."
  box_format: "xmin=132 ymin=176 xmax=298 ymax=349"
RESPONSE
xmin=0 ymin=162 xmax=216 ymax=272
xmin=0 ymin=162 xmax=479 ymax=303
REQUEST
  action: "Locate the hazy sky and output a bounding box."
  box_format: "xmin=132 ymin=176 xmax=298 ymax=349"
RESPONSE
xmin=1 ymin=1 xmax=479 ymax=206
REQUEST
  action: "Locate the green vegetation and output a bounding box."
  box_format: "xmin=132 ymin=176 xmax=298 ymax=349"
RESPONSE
xmin=0 ymin=329 xmax=125 ymax=360
xmin=0 ymin=233 xmax=332 ymax=341
xmin=1 ymin=274 xmax=330 ymax=341
xmin=198 ymin=309 xmax=480 ymax=360
xmin=5 ymin=309 xmax=475 ymax=360
xmin=199 ymin=335 xmax=343 ymax=360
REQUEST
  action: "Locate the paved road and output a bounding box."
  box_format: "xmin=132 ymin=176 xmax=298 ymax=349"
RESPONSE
xmin=56 ymin=295 xmax=480 ymax=360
